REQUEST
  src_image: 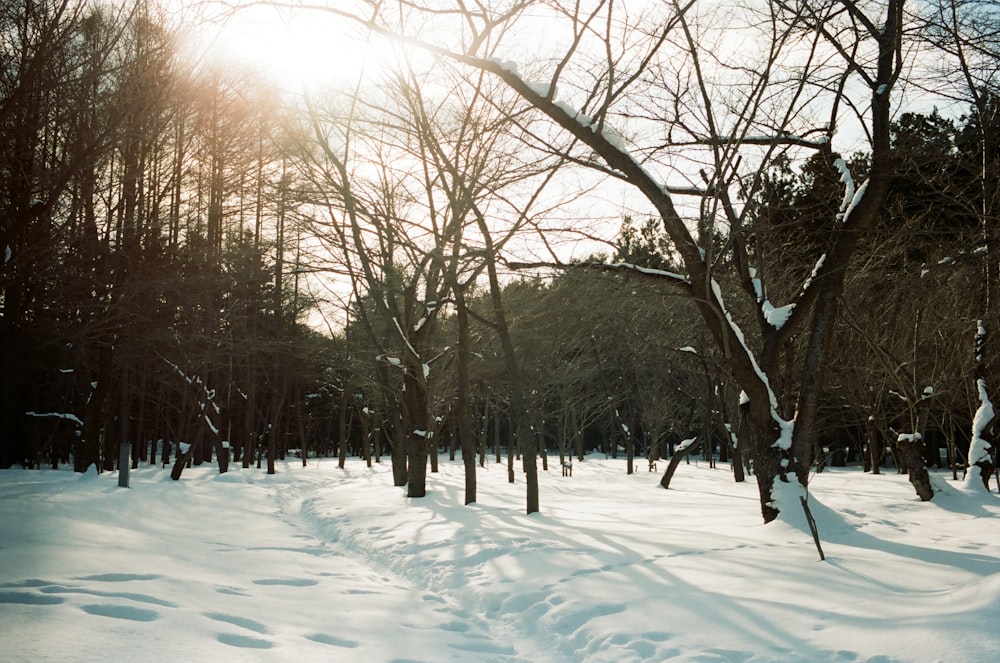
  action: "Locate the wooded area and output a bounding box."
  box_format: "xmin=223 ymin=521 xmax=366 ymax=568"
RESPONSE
xmin=2 ymin=0 xmax=998 ymax=522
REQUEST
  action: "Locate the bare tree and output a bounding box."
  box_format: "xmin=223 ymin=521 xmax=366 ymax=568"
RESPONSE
xmin=305 ymin=0 xmax=907 ymax=522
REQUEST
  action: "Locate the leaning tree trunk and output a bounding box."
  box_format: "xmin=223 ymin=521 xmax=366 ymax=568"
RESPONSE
xmin=660 ymin=437 xmax=700 ymax=490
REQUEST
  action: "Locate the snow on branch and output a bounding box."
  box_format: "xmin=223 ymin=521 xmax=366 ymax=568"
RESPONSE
xmin=553 ymin=101 xmax=626 ymax=150
xmin=843 ymin=180 xmax=869 ymax=220
xmin=691 ymin=134 xmax=830 ymax=150
xmin=606 ymin=262 xmax=688 ymax=282
xmin=412 ymin=300 xmax=439 ymax=333
xmin=393 ymin=317 xmax=421 ymax=360
xmin=162 ymin=358 xmax=221 ymax=437
xmin=802 ymin=254 xmax=826 ymax=293
xmin=376 ymin=355 xmax=403 ymax=368
xmin=833 ymin=158 xmax=855 ymax=217
xmin=708 ymin=278 xmax=793 ymax=448
xmin=675 ymin=437 xmax=698 ymax=453
xmin=762 ymin=301 xmax=795 ymax=330
xmin=505 ymin=259 xmax=690 ymax=287
xmin=25 ymin=411 xmax=84 ymax=427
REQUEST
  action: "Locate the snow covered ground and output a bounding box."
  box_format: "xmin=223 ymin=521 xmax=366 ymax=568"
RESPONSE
xmin=2 ymin=455 xmax=998 ymax=662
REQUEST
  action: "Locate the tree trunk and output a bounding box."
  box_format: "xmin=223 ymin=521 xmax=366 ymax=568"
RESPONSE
xmin=967 ymin=322 xmax=996 ymax=490
xmin=455 ymin=287 xmax=477 ymax=505
xmin=660 ymin=437 xmax=700 ymax=490
xmin=80 ymin=346 xmax=113 ymax=472
xmin=360 ymin=405 xmax=371 ymax=468
xmin=170 ymin=444 xmax=193 ymax=481
xmin=866 ymin=416 xmax=883 ymax=475
xmin=338 ymin=388 xmax=349 ymax=470
xmin=897 ymin=434 xmax=934 ymax=501
xmin=403 ymin=365 xmax=429 ymax=498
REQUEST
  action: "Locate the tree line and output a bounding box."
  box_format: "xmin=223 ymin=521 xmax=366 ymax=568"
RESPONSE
xmin=0 ymin=1 xmax=334 ymax=474
xmin=2 ymin=0 xmax=998 ymax=524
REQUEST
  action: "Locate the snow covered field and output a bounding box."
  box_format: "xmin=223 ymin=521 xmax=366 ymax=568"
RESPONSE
xmin=2 ymin=455 xmax=999 ymax=662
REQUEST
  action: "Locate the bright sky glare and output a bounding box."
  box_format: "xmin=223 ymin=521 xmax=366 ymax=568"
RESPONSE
xmin=179 ymin=2 xmax=393 ymax=91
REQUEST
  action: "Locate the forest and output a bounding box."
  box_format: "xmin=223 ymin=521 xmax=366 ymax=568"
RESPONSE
xmin=2 ymin=0 xmax=998 ymax=523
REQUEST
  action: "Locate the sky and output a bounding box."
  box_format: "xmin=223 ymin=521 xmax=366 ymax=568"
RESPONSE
xmin=2 ymin=455 xmax=999 ymax=662
xmin=175 ymin=1 xmax=404 ymax=92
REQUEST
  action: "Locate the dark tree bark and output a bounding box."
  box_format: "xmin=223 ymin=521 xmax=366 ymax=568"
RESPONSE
xmin=896 ymin=435 xmax=934 ymax=501
xmin=455 ymin=286 xmax=477 ymax=505
xmin=865 ymin=417 xmax=881 ymax=474
xmin=660 ymin=438 xmax=701 ymax=490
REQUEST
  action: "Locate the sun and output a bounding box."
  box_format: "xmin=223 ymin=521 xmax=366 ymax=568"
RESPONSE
xmin=190 ymin=3 xmax=394 ymax=91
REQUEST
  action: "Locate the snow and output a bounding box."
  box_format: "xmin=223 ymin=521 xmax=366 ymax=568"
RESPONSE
xmin=707 ymin=278 xmax=790 ymax=445
xmin=833 ymin=158 xmax=855 ymax=215
xmin=761 ymin=300 xmax=794 ymax=329
xmin=551 ymin=102 xmax=625 ymax=149
xmin=843 ymin=180 xmax=869 ymax=219
xmin=527 ymin=81 xmax=554 ymax=98
xmin=24 ymin=411 xmax=84 ymax=427
xmin=2 ymin=457 xmax=998 ymax=662
xmin=606 ymin=262 xmax=688 ymax=283
xmin=4 ymin=245 xmax=10 ymax=263
xmin=968 ymin=377 xmax=995 ymax=473
xmin=748 ymin=267 xmax=763 ymax=301
xmin=775 ymin=416 xmax=794 ymax=451
xmin=675 ymin=437 xmax=697 ymax=453
xmin=802 ymin=253 xmax=826 ymax=292
xmin=489 ymin=58 xmax=519 ymax=74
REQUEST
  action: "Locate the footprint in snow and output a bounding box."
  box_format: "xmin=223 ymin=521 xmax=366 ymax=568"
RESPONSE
xmin=0 ymin=591 xmax=65 ymax=605
xmin=81 ymin=603 xmax=158 ymax=622
xmin=205 ymin=611 xmax=268 ymax=634
xmin=75 ymin=573 xmax=160 ymax=582
xmin=40 ymin=583 xmax=177 ymax=607
xmin=216 ymin=633 xmax=272 ymax=649
xmin=252 ymin=578 xmax=318 ymax=587
xmin=307 ymin=633 xmax=360 ymax=648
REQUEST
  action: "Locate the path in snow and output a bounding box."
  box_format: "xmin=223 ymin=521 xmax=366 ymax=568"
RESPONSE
xmin=272 ymin=470 xmax=531 ymax=662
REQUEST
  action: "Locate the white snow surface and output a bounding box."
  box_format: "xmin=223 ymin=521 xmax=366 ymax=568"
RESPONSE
xmin=2 ymin=457 xmax=1000 ymax=662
